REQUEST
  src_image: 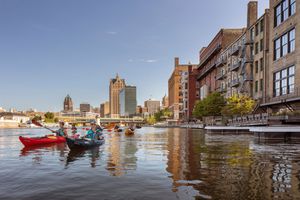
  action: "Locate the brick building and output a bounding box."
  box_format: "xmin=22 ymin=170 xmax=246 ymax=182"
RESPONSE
xmin=168 ymin=57 xmax=197 ymax=120
xmin=197 ymin=29 xmax=245 ymax=101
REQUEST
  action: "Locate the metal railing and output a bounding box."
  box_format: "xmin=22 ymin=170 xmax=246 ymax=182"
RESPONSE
xmin=216 ymin=71 xmax=226 ymax=80
xmin=231 ymin=61 xmax=241 ymax=71
xmin=230 ymin=79 xmax=240 ymax=87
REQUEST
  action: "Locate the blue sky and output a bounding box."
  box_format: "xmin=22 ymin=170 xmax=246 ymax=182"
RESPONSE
xmin=0 ymin=0 xmax=269 ymax=112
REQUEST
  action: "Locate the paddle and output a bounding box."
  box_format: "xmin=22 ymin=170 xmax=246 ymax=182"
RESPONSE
xmin=32 ymin=120 xmax=55 ymax=133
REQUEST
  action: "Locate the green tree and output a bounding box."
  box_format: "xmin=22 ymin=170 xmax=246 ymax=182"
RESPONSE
xmin=146 ymin=116 xmax=156 ymax=125
xmin=54 ymin=118 xmax=59 ymax=123
xmin=44 ymin=112 xmax=55 ymax=123
xmin=44 ymin=112 xmax=54 ymax=119
xmin=193 ymin=92 xmax=226 ymax=119
xmin=222 ymin=94 xmax=255 ymax=116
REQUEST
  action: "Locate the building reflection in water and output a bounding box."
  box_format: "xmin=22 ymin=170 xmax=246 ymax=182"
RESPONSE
xmin=105 ymin=134 xmax=137 ymax=176
xmin=165 ymin=128 xmax=300 ymax=200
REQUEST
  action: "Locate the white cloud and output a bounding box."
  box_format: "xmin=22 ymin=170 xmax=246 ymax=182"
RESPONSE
xmin=106 ymin=31 xmax=117 ymax=35
xmin=128 ymin=59 xmax=158 ymax=63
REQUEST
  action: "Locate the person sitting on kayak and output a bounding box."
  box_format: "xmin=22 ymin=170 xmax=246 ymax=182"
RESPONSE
xmin=85 ymin=120 xmax=102 ymax=140
xmin=71 ymin=124 xmax=80 ymax=139
xmin=52 ymin=121 xmax=68 ymax=137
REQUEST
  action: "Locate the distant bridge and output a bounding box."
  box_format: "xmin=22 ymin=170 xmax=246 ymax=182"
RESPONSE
xmin=57 ymin=116 xmax=145 ymax=124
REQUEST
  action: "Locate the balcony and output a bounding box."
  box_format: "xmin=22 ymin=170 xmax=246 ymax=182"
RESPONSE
xmin=230 ymin=61 xmax=241 ymax=71
xmin=230 ymin=45 xmax=240 ymax=56
xmin=230 ymin=79 xmax=240 ymax=87
xmin=197 ymin=61 xmax=216 ymax=80
xmin=216 ymin=58 xmax=227 ymax=67
xmin=216 ymin=87 xmax=227 ymax=93
xmin=216 ymin=71 xmax=226 ymax=80
xmin=199 ymin=44 xmax=222 ymax=68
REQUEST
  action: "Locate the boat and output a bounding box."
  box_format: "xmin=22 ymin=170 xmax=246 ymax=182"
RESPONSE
xmin=66 ymin=137 xmax=105 ymax=149
xmin=19 ymin=135 xmax=66 ymax=147
xmin=125 ymin=128 xmax=134 ymax=136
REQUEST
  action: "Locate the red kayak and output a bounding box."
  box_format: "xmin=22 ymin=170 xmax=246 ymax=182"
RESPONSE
xmin=19 ymin=135 xmax=66 ymax=147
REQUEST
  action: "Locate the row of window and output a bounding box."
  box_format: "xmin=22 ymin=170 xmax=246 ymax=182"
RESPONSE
xmin=255 ymin=79 xmax=264 ymax=93
xmin=255 ymin=58 xmax=264 ymax=73
xmin=250 ymin=19 xmax=264 ymax=40
xmin=274 ymin=28 xmax=295 ymax=60
xmin=275 ymin=0 xmax=296 ymax=27
xmin=255 ymin=39 xmax=264 ymax=54
xmin=274 ymin=65 xmax=295 ymax=97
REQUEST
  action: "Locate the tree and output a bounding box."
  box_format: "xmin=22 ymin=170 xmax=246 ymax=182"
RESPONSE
xmin=44 ymin=112 xmax=54 ymax=119
xmin=44 ymin=112 xmax=55 ymax=123
xmin=222 ymin=94 xmax=255 ymax=116
xmin=146 ymin=116 xmax=156 ymax=125
xmin=153 ymin=108 xmax=173 ymax=122
xmin=193 ymin=92 xmax=226 ymax=119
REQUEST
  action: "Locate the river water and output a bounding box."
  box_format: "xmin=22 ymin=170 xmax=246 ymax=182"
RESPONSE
xmin=0 ymin=127 xmax=300 ymax=200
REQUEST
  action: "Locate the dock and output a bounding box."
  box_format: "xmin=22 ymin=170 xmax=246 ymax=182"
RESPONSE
xmin=205 ymin=126 xmax=300 ymax=141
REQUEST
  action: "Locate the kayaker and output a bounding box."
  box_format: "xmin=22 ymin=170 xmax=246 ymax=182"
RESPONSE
xmin=85 ymin=120 xmax=102 ymax=140
xmin=71 ymin=124 xmax=80 ymax=139
xmin=52 ymin=121 xmax=68 ymax=137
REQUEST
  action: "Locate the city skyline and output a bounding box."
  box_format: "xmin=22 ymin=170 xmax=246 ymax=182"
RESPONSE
xmin=0 ymin=0 xmax=268 ymax=111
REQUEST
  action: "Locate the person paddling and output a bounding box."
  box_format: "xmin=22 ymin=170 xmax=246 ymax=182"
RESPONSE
xmin=52 ymin=121 xmax=68 ymax=137
xmin=85 ymin=120 xmax=102 ymax=140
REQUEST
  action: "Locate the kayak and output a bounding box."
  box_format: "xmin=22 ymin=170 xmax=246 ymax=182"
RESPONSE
xmin=125 ymin=128 xmax=134 ymax=136
xmin=66 ymin=137 xmax=104 ymax=149
xmin=19 ymin=135 xmax=66 ymax=147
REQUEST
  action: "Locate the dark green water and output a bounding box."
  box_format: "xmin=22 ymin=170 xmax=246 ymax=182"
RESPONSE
xmin=0 ymin=127 xmax=300 ymax=200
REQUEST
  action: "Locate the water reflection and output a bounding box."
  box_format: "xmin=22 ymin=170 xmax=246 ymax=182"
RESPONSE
xmin=19 ymin=143 xmax=67 ymax=164
xmin=106 ymin=133 xmax=138 ymax=176
xmin=65 ymin=147 xmax=101 ymax=168
xmin=1 ymin=128 xmax=300 ymax=199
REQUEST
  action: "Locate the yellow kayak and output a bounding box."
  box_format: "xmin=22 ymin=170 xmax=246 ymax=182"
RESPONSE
xmin=125 ymin=128 xmax=134 ymax=136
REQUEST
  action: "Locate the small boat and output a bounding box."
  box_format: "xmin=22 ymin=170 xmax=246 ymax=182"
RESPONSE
xmin=114 ymin=128 xmax=122 ymax=133
xmin=66 ymin=137 xmax=105 ymax=149
xmin=125 ymin=128 xmax=134 ymax=136
xmin=19 ymin=135 xmax=66 ymax=147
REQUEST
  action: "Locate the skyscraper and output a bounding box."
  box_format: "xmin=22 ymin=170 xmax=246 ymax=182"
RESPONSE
xmin=109 ymin=74 xmax=125 ymax=118
xmin=119 ymin=86 xmax=137 ymax=117
xmin=63 ymin=94 xmax=73 ymax=112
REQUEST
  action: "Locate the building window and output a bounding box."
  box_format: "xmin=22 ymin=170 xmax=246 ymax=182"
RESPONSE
xmin=255 ymin=24 xmax=259 ymax=36
xmin=289 ymin=28 xmax=295 ymax=52
xmin=273 ymin=65 xmax=295 ymax=97
xmin=274 ymin=28 xmax=296 ymax=60
xmin=255 ymin=61 xmax=259 ymax=73
xmin=255 ymin=81 xmax=258 ymax=93
xmin=250 ymin=28 xmax=255 ymax=40
xmin=255 ymin=42 xmax=259 ymax=54
xmin=290 ymin=0 xmax=296 ymax=15
xmin=260 ymin=79 xmax=263 ymax=91
xmin=260 ymin=20 xmax=264 ymax=33
xmin=260 ymin=39 xmax=264 ymax=51
xmin=275 ymin=0 xmax=297 ymax=27
xmin=260 ymin=58 xmax=264 ymax=71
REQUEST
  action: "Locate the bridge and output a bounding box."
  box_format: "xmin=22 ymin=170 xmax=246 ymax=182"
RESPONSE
xmin=57 ymin=116 xmax=145 ymax=125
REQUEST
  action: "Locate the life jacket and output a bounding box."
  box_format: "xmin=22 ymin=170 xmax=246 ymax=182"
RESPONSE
xmin=86 ymin=129 xmax=97 ymax=139
xmin=56 ymin=128 xmax=65 ymax=137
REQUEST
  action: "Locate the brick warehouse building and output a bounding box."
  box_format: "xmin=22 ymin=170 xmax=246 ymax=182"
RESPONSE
xmin=171 ymin=0 xmax=300 ymax=121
